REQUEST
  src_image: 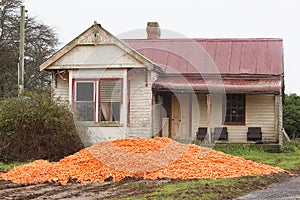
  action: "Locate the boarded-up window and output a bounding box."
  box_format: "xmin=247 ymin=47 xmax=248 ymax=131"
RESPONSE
xmin=225 ymin=94 xmax=245 ymax=124
xmin=75 ymin=82 xmax=95 ymax=121
xmin=100 ymin=80 xmax=122 ymax=122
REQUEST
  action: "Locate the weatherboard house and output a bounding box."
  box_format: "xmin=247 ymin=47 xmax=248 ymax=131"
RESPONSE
xmin=40 ymin=22 xmax=284 ymax=144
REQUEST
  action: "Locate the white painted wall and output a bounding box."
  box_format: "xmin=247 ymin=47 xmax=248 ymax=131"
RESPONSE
xmin=128 ymin=70 xmax=153 ymax=138
xmin=53 ymin=45 xmax=141 ymax=67
xmin=53 ymin=77 xmax=69 ymax=101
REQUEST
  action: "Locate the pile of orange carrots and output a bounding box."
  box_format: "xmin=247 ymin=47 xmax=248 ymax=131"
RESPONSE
xmin=0 ymin=137 xmax=289 ymax=184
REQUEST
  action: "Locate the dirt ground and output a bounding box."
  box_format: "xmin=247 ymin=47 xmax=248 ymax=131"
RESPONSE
xmin=0 ymin=178 xmax=170 ymax=200
xmin=0 ymin=173 xmax=295 ymax=200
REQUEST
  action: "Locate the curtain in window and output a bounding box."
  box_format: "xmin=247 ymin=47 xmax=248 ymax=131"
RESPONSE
xmin=100 ymin=80 xmax=121 ymax=122
xmin=100 ymin=103 xmax=109 ymax=121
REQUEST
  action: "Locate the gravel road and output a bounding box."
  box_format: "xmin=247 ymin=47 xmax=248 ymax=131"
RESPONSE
xmin=237 ymin=175 xmax=300 ymax=200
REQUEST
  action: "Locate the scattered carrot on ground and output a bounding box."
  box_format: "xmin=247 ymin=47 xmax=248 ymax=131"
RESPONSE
xmin=0 ymin=137 xmax=290 ymax=185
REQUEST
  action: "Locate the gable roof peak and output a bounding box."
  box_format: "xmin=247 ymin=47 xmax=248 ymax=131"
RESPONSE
xmin=39 ymin=22 xmax=157 ymax=71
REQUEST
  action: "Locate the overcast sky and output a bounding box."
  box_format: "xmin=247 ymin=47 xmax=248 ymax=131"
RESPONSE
xmin=23 ymin=0 xmax=299 ymax=94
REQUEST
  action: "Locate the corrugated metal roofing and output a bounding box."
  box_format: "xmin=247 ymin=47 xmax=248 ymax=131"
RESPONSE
xmin=123 ymin=38 xmax=283 ymax=75
xmin=153 ymin=77 xmax=281 ymax=93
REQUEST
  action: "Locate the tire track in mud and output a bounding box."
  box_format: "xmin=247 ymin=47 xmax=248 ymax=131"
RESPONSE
xmin=0 ymin=181 xmax=81 ymax=200
xmin=0 ymin=173 xmax=295 ymax=199
xmin=0 ymin=178 xmax=170 ymax=200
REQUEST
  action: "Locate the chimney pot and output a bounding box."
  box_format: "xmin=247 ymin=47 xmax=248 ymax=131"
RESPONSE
xmin=146 ymin=22 xmax=160 ymax=39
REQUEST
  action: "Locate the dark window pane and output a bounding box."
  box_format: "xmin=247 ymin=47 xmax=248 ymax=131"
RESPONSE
xmin=238 ymin=108 xmax=243 ymax=115
xmin=225 ymin=94 xmax=245 ymax=123
xmin=112 ymin=102 xmax=120 ymax=121
xmin=232 ymin=108 xmax=237 ymax=115
xmin=225 ymin=116 xmax=231 ymax=122
xmin=237 ymin=116 xmax=243 ymax=122
xmin=232 ymin=116 xmax=237 ymax=122
xmin=226 ymin=109 xmax=230 ymax=115
xmin=76 ymin=82 xmax=94 ymax=101
xmin=100 ymin=102 xmax=110 ymax=121
xmin=100 ymin=102 xmax=120 ymax=122
xmin=75 ymin=102 xmax=94 ymax=121
xmin=237 ymin=101 xmax=243 ymax=107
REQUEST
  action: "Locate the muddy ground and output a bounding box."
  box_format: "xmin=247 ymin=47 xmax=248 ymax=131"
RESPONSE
xmin=0 ymin=173 xmax=295 ymax=200
xmin=0 ymin=177 xmax=170 ymax=200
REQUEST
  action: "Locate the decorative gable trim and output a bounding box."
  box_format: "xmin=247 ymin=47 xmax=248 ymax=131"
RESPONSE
xmin=40 ymin=22 xmax=159 ymax=72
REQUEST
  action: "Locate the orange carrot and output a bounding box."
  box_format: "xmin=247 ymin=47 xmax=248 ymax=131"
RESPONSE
xmin=0 ymin=138 xmax=290 ymax=185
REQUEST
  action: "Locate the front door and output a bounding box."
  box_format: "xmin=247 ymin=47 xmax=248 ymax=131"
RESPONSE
xmin=171 ymin=94 xmax=190 ymax=139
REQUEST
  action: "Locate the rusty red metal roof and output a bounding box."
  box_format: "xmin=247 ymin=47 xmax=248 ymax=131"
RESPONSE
xmin=153 ymin=77 xmax=281 ymax=93
xmin=123 ymin=38 xmax=283 ymax=75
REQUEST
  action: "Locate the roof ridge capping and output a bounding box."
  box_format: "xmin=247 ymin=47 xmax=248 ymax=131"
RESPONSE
xmin=193 ymin=38 xmax=283 ymax=41
xmin=123 ymin=38 xmax=283 ymax=42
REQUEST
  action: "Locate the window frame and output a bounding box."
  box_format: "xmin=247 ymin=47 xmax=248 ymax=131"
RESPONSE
xmin=223 ymin=93 xmax=246 ymax=125
xmin=72 ymin=78 xmax=123 ymax=126
xmin=98 ymin=78 xmax=123 ymax=124
xmin=74 ymin=80 xmax=97 ymax=122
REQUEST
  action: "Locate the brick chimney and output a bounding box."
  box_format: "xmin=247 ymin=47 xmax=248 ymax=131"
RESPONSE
xmin=146 ymin=22 xmax=160 ymax=39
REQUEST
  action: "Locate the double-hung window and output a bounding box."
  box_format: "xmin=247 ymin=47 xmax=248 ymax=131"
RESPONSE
xmin=224 ymin=94 xmax=245 ymax=125
xmin=73 ymin=79 xmax=122 ymax=125
xmin=100 ymin=79 xmax=121 ymax=123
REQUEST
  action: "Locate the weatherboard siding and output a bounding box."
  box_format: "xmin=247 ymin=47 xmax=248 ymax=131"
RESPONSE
xmin=210 ymin=94 xmax=224 ymax=129
xmin=190 ymin=94 xmax=208 ymax=139
xmin=224 ymin=94 xmax=276 ymax=142
xmin=71 ymin=68 xmax=125 ymax=79
xmin=194 ymin=94 xmax=276 ymax=142
xmin=52 ymin=45 xmax=141 ymax=67
xmin=53 ymin=77 xmax=69 ymax=102
xmin=128 ymin=70 xmax=152 ymax=138
xmin=246 ymin=94 xmax=276 ymax=142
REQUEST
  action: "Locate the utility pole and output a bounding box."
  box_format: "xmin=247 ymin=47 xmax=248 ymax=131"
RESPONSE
xmin=18 ymin=5 xmax=25 ymax=96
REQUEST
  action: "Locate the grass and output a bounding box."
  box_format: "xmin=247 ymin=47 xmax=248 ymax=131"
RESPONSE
xmin=142 ymin=179 xmax=232 ymax=199
xmin=0 ymin=161 xmax=30 ymax=172
xmin=122 ymin=174 xmax=290 ymax=200
xmin=213 ymin=140 xmax=300 ymax=170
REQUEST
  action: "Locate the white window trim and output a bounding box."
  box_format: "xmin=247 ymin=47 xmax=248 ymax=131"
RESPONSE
xmin=74 ymin=80 xmax=97 ymax=122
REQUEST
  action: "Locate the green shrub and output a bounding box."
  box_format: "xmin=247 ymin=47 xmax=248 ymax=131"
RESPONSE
xmin=0 ymin=89 xmax=84 ymax=163
xmin=284 ymin=93 xmax=300 ymax=138
xmin=281 ymin=140 xmax=299 ymax=152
